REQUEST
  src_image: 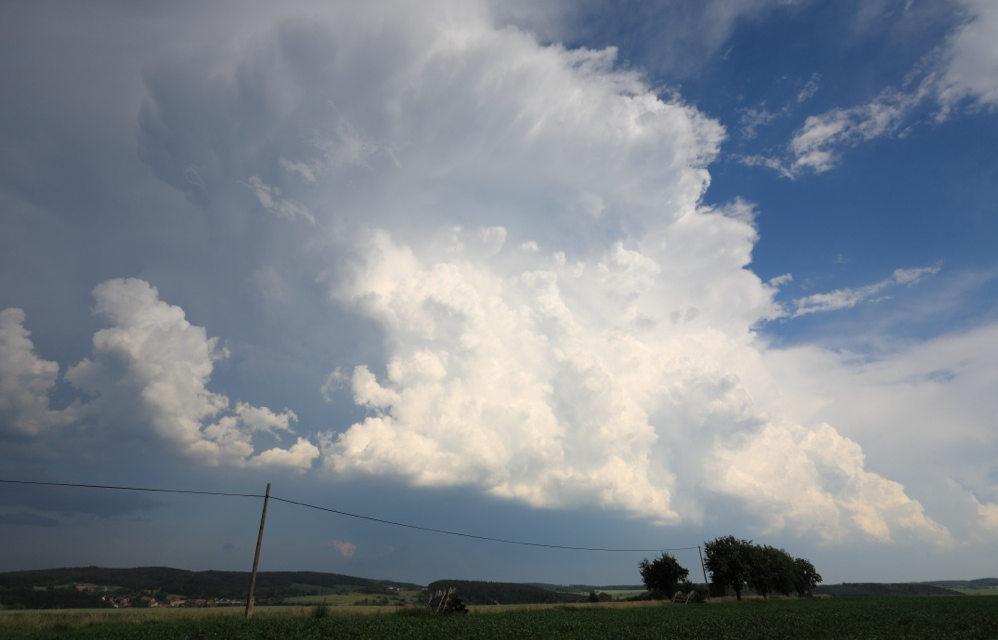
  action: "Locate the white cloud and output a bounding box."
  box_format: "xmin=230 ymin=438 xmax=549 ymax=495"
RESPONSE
xmin=711 ymin=196 xmax=759 ymax=225
xmin=317 ymin=220 xmax=946 ymax=538
xmin=713 ymin=422 xmax=952 ymax=544
xmin=787 ymin=89 xmax=920 ymax=175
xmin=790 ymin=265 xmax=940 ymax=317
xmin=0 ymin=308 xmax=77 ymax=437
xmin=64 ymin=278 xmax=318 ymax=470
xmin=754 ymin=317 xmax=998 ymax=544
xmin=938 ymin=0 xmax=998 ymax=112
xmin=329 ymin=539 xmax=358 ymax=558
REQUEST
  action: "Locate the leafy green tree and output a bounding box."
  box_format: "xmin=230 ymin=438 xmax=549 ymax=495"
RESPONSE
xmin=638 ymin=552 xmax=689 ymax=599
xmin=747 ymin=545 xmax=797 ymax=598
xmin=792 ymin=557 xmax=823 ymax=597
xmin=703 ymin=536 xmax=754 ymax=600
xmin=587 ymin=590 xmax=613 ymax=602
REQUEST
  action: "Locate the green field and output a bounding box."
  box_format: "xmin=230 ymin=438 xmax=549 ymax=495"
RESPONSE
xmin=2 ymin=596 xmax=997 ymax=640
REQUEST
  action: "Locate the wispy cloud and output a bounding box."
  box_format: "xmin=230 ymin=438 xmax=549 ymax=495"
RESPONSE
xmin=748 ymin=0 xmax=998 ymax=177
xmin=744 ymin=87 xmax=924 ymax=177
xmin=790 ymin=266 xmax=941 ymax=318
xmin=737 ymin=73 xmax=820 ymax=141
xmin=242 ymin=177 xmax=316 ymax=225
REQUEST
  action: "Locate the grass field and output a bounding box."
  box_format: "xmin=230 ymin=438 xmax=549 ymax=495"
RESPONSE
xmin=282 ymin=588 xmax=424 ymax=606
xmin=2 ymin=596 xmax=996 ymax=639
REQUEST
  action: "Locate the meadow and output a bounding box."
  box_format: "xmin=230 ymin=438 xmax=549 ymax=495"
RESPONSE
xmin=3 ymin=596 xmax=997 ymax=640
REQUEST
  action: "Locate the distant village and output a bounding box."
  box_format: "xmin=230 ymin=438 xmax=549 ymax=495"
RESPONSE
xmin=75 ymin=584 xmax=246 ymax=609
xmin=74 ymin=582 xmax=405 ymax=609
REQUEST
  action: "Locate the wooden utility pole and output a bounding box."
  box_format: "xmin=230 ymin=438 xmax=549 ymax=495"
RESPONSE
xmin=245 ymin=482 xmax=271 ymax=618
xmin=697 ymin=545 xmax=710 ymax=600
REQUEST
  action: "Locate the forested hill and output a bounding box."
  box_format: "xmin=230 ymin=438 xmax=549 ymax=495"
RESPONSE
xmin=815 ymin=583 xmax=964 ymax=597
xmin=925 ymin=578 xmax=998 ymax=590
xmin=0 ymin=567 xmax=421 ymax=600
xmin=426 ymin=580 xmax=588 ymax=605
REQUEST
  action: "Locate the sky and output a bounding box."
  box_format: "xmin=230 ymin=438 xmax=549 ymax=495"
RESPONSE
xmin=1 ymin=0 xmax=997 ymax=587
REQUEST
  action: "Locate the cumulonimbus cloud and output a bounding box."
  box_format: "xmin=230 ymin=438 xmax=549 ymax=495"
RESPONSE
xmin=144 ymin=2 xmax=947 ymax=543
xmin=4 ymin=0 xmax=982 ymax=546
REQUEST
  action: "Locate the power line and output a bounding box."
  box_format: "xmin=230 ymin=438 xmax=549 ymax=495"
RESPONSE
xmin=0 ymin=478 xmax=263 ymax=499
xmin=269 ymin=496 xmax=695 ymax=553
xmin=0 ymin=478 xmax=697 ymax=554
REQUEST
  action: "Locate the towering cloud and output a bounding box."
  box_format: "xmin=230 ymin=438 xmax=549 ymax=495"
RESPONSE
xmin=115 ymin=3 xmax=942 ymax=541
xmin=64 ymin=279 xmax=317 ymax=470
xmin=2 ymin=0 xmax=986 ymax=551
xmin=0 ymin=309 xmax=76 ymax=438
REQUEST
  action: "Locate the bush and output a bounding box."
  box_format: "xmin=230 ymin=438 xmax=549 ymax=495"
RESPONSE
xmin=679 ymin=581 xmax=709 ymax=603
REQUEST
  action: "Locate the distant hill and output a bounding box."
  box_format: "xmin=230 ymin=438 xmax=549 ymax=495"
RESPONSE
xmin=0 ymin=566 xmax=421 ymax=605
xmin=923 ymin=578 xmax=998 ymax=590
xmin=815 ymin=583 xmax=964 ymax=597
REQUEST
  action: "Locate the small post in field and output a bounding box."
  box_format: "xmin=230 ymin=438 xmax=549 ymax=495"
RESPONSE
xmin=245 ymin=482 xmax=271 ymax=618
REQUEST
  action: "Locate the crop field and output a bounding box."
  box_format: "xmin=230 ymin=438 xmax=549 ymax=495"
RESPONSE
xmin=2 ymin=596 xmax=996 ymax=640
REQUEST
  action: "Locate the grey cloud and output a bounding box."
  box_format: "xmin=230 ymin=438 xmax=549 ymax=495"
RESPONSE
xmin=136 ymin=22 xmax=338 ymax=205
xmin=0 ymin=513 xmax=61 ymax=527
xmin=0 ymin=485 xmax=161 ymax=519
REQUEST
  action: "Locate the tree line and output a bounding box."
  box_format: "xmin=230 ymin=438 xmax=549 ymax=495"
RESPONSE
xmin=639 ymin=536 xmax=822 ymax=600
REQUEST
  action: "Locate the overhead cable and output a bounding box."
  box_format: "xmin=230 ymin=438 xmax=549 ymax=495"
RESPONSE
xmin=0 ymin=478 xmax=698 ymax=554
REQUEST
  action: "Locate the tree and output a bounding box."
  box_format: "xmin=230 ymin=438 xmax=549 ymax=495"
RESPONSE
xmin=703 ymin=536 xmax=754 ymax=600
xmin=587 ymin=590 xmax=612 ymax=603
xmin=747 ymin=545 xmax=797 ymax=598
xmin=792 ymin=558 xmax=822 ymax=597
xmin=638 ymin=552 xmax=689 ymax=599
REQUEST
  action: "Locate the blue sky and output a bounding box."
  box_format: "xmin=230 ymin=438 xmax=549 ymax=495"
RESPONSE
xmin=2 ymin=0 xmax=997 ymax=587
